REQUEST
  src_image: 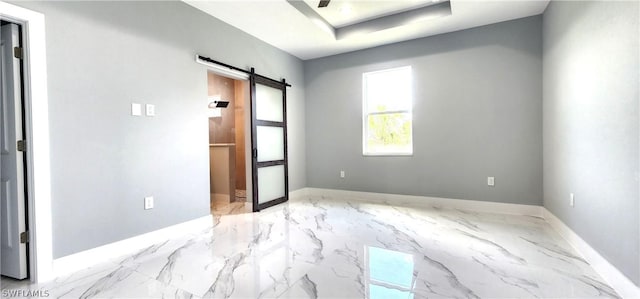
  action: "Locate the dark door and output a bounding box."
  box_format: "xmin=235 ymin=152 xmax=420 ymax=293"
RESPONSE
xmin=250 ymin=74 xmax=288 ymax=212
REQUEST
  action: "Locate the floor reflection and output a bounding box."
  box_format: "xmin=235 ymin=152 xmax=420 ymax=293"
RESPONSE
xmin=367 ymin=246 xmax=416 ymax=299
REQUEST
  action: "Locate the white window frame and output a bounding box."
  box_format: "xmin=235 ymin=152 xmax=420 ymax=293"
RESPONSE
xmin=362 ymin=66 xmax=413 ymax=156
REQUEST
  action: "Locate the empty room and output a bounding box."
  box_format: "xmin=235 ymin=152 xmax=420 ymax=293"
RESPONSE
xmin=0 ymin=0 xmax=638 ymax=298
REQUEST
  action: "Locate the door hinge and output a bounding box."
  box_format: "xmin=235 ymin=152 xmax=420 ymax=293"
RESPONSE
xmin=14 ymin=47 xmax=23 ymax=59
xmin=17 ymin=140 xmax=26 ymax=152
xmin=20 ymin=231 xmax=29 ymax=244
xmin=253 ymin=148 xmax=257 ymax=158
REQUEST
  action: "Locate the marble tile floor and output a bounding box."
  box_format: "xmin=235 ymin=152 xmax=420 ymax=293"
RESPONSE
xmin=0 ymin=194 xmax=619 ymax=298
xmin=211 ymin=201 xmax=252 ymax=216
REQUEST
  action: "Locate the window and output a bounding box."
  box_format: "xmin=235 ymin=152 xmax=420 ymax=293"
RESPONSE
xmin=363 ymin=66 xmax=413 ymax=156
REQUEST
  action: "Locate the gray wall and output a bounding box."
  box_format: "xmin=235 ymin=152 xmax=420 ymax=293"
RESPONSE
xmin=11 ymin=1 xmax=306 ymax=258
xmin=543 ymin=0 xmax=639 ymax=285
xmin=304 ymin=16 xmax=543 ymax=205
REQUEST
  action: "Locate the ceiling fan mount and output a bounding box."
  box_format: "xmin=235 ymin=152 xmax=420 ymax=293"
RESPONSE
xmin=318 ymin=0 xmax=330 ymax=8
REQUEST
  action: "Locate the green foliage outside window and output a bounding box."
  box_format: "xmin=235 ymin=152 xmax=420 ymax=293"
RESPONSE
xmin=366 ymin=105 xmax=411 ymax=152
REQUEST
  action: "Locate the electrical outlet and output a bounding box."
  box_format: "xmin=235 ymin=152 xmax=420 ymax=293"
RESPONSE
xmin=144 ymin=196 xmax=154 ymax=210
xmin=487 ymin=176 xmax=495 ymax=186
xmin=340 ymin=170 xmax=345 ymax=178
xmin=570 ymin=193 xmax=575 ymax=207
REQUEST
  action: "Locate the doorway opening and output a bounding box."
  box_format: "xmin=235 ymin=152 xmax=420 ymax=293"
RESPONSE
xmin=198 ymin=55 xmax=290 ymax=214
xmin=1 ymin=19 xmax=29 ymax=281
xmin=207 ymin=71 xmax=252 ymax=216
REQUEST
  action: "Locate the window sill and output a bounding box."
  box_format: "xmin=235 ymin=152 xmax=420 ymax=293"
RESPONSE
xmin=363 ymin=152 xmax=413 ymax=157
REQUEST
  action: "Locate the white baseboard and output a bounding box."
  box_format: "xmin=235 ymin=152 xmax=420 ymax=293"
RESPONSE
xmin=301 ymin=187 xmax=543 ymax=217
xmin=52 ymin=215 xmax=213 ymax=278
xmin=543 ymin=209 xmax=640 ymax=298
xmin=289 ymin=188 xmax=310 ymax=199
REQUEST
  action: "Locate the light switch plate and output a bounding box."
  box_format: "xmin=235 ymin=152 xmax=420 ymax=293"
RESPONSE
xmin=570 ymin=193 xmax=575 ymax=207
xmin=144 ymin=196 xmax=154 ymax=210
xmin=131 ymin=103 xmax=142 ymax=116
xmin=145 ymin=104 xmax=155 ymax=116
xmin=487 ymin=176 xmax=495 ymax=186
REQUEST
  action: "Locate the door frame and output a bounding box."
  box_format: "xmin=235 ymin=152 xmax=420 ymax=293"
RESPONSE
xmin=205 ymin=70 xmax=254 ymax=213
xmin=1 ymin=2 xmax=53 ymax=282
xmin=196 ymin=56 xmax=291 ymax=213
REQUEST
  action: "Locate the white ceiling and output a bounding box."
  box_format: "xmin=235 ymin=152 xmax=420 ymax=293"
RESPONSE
xmin=184 ymin=0 xmax=549 ymax=60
